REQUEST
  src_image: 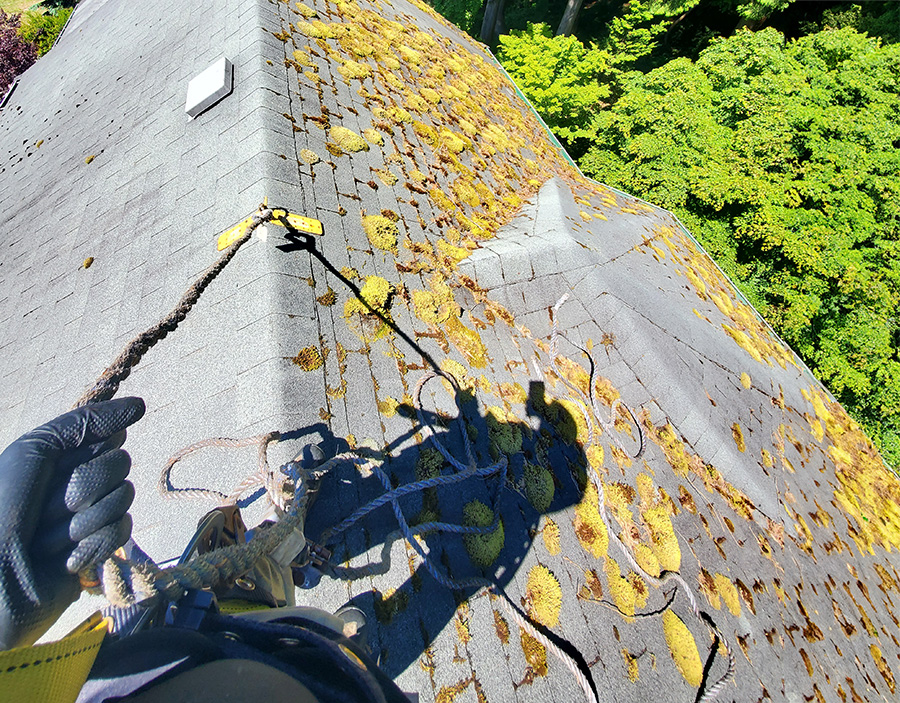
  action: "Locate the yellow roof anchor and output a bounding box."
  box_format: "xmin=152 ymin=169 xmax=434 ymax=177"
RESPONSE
xmin=216 ymin=202 xmax=323 ymax=251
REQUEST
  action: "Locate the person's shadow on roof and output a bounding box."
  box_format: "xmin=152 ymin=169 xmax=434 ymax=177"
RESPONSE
xmin=292 ymin=380 xmax=594 ymax=683
xmin=272 ymin=217 xmax=604 ymax=686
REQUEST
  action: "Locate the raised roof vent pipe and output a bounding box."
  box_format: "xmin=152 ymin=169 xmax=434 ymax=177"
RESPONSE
xmin=185 ymin=57 xmax=234 ymax=120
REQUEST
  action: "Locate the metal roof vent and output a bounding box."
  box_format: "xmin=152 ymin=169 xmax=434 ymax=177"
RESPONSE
xmin=185 ymin=57 xmax=233 ymax=119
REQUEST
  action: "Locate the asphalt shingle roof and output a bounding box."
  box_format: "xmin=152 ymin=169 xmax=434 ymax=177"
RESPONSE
xmin=2 ymin=0 xmax=900 ymax=701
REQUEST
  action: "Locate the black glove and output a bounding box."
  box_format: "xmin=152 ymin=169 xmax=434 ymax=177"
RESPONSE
xmin=0 ymin=397 xmax=145 ymax=650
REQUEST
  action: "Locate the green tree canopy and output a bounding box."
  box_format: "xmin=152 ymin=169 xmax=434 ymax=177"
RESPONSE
xmin=497 ymin=23 xmax=611 ymax=140
xmin=581 ymin=27 xmax=900 ymax=465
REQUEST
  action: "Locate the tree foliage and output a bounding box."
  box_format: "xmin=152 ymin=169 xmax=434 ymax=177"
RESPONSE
xmin=18 ymin=7 xmax=73 ymax=57
xmin=0 ymin=10 xmax=36 ymax=93
xmin=581 ymin=27 xmax=900 ymax=466
xmin=497 ymin=23 xmax=610 ymax=140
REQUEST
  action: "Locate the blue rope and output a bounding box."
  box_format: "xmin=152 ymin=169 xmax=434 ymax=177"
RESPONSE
xmin=319 ymin=454 xmax=506 ymax=591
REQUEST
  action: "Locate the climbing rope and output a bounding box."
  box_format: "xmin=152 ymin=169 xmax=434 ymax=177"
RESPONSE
xmin=74 ymin=206 xmax=274 ymax=408
xmin=547 ymin=295 xmax=735 ymax=702
xmin=547 ymin=293 xmax=645 ymax=460
xmin=75 ymin=205 xmax=274 ymax=591
xmin=158 ymin=431 xmax=285 ymax=509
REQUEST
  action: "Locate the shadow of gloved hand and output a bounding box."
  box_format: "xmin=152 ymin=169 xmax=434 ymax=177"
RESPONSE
xmin=0 ymin=397 xmax=145 ymax=650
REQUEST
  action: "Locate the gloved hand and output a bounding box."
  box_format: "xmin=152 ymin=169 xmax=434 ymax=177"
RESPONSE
xmin=0 ymin=397 xmax=145 ymax=650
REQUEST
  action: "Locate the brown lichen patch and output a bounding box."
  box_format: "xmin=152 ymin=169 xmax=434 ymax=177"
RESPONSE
xmin=573 ymin=480 xmax=608 ymax=558
xmin=493 ymin=610 xmax=510 ymax=644
xmin=731 ymin=422 xmax=746 ymax=452
xmin=662 ymin=610 xmax=703 ymax=687
xmin=316 ymin=287 xmax=336 ymax=306
xmin=435 ymin=676 xmax=475 ymax=703
xmin=736 ymin=579 xmax=756 ymax=615
xmin=541 ymin=518 xmax=560 ymax=555
xmin=578 ymin=568 xmax=604 ymax=601
xmin=799 ymin=648 xmax=814 ymax=677
xmin=525 ymin=564 xmax=562 ymax=628
xmin=520 ymin=629 xmax=548 ymax=678
xmin=698 ymin=569 xmax=721 ymax=610
xmin=290 ymin=345 xmax=324 ymax=371
xmin=870 ymin=644 xmax=896 ymax=694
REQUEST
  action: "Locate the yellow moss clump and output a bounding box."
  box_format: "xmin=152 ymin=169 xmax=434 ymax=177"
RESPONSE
xmin=84 ymin=155 xmax=95 ymax=164
xmin=524 ymin=462 xmax=555 ymax=513
xmin=486 ymin=405 xmax=522 ymax=457
xmin=462 ymin=500 xmax=504 ymax=567
xmin=740 ymin=372 xmax=752 ymax=389
xmin=633 ymin=543 xmax=660 ymax=578
xmin=361 ymin=214 xmax=399 ymax=252
xmin=642 ymin=506 xmax=681 ymax=572
xmin=574 ymin=480 xmax=608 ymax=558
xmin=290 ymin=345 xmax=323 ymax=371
xmin=295 ymin=2 xmax=317 ymax=17
xmin=662 ymin=611 xmax=703 ymax=687
xmin=344 ymin=275 xmax=393 ymax=320
xmin=525 ymin=564 xmax=562 ymax=628
xmin=295 ymin=20 xmax=336 ymax=38
xmin=520 ymin=630 xmax=548 ymax=677
xmin=373 ymin=168 xmax=397 ymax=186
xmin=82 ymin=257 xmax=94 ymax=269
xmin=731 ymin=423 xmax=746 ymax=453
xmin=451 ymin=179 xmax=480 ymax=207
xmin=398 ymin=45 xmax=422 ymax=65
xmin=439 ymin=129 xmax=468 ymax=154
xmin=604 ymin=557 xmax=636 ymax=618
xmin=445 ymin=316 xmax=488 ymax=368
xmin=362 ymin=128 xmax=383 ymax=145
xmin=586 ymin=443 xmax=604 ymax=469
xmin=329 ymin=126 xmax=369 ymax=153
xmin=415 ymin=447 xmax=444 ymax=480
xmin=299 ymin=148 xmax=320 ymax=164
xmin=412 ymin=279 xmax=456 ymax=326
xmin=338 ymin=60 xmax=371 ymax=80
xmin=429 ymin=187 xmax=456 ymax=213
xmin=542 ymin=519 xmax=560 ymax=555
xmin=714 ymin=573 xmax=741 ymax=616
xmin=376 ymin=396 xmax=399 ymax=417
xmin=421 ymin=87 xmax=441 ymax=104
xmin=412 ymin=120 xmax=438 ymax=145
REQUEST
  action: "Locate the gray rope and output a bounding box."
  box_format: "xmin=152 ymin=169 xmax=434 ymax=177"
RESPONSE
xmin=74 ymin=207 xmax=274 ymax=408
xmin=158 ymin=432 xmax=283 ymax=508
xmin=75 ymin=206 xmax=274 ymax=590
xmin=549 ymin=295 xmax=735 ymax=702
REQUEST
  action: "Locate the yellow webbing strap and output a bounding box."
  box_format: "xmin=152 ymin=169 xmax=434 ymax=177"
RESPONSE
xmin=0 ymin=613 xmax=108 ymax=703
xmin=217 ymin=599 xmax=272 ymax=615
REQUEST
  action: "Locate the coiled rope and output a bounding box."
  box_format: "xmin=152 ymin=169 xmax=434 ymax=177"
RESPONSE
xmin=547 ymin=294 xmax=735 ymax=702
